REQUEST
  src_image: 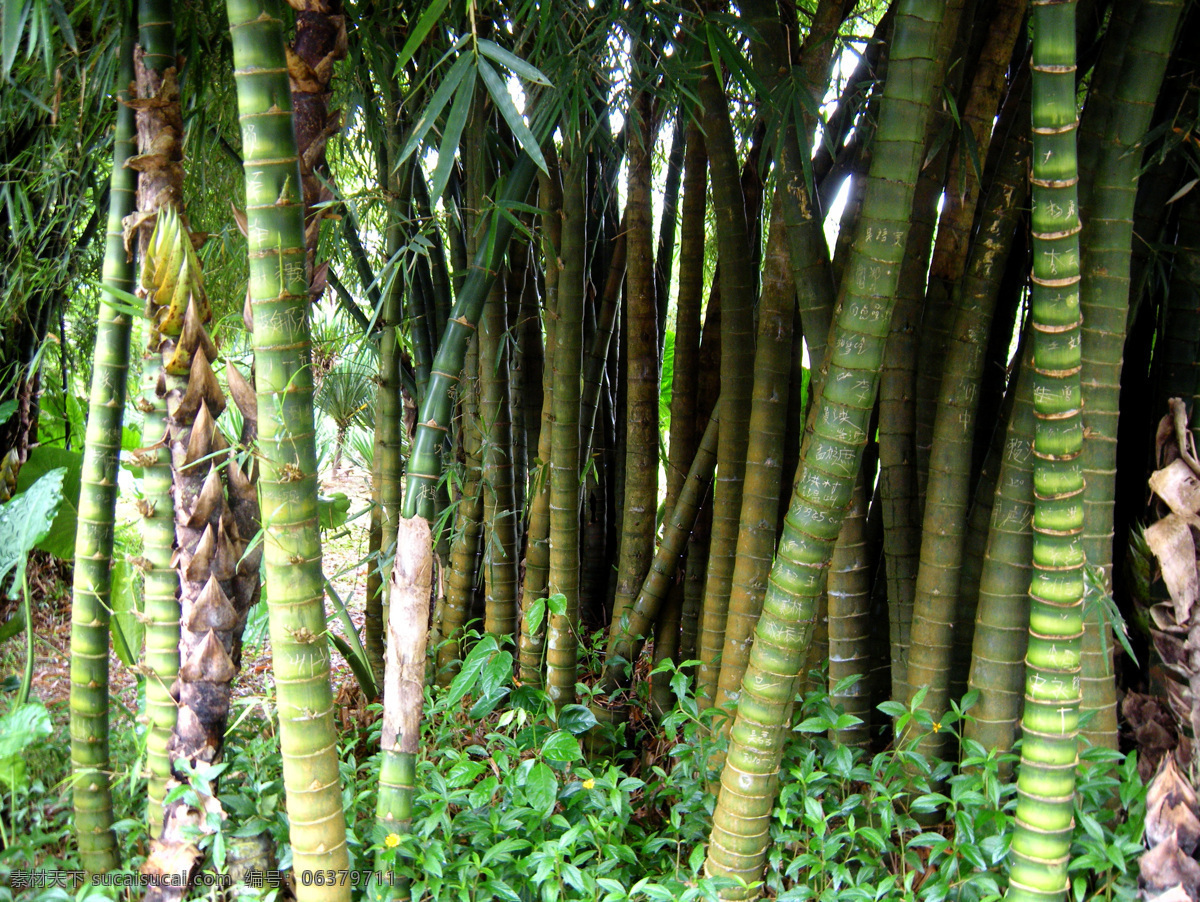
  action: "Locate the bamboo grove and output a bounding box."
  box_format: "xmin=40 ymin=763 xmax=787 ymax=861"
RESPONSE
xmin=2 ymin=0 xmax=1200 ymax=898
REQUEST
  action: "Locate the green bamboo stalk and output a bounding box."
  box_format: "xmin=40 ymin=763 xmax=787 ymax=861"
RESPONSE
xmin=907 ymin=98 xmax=1030 ymax=755
xmin=1006 ymin=2 xmax=1085 ymax=896
xmin=1076 ymin=0 xmax=1183 ymax=750
xmin=913 ymin=0 xmax=1028 ymax=502
xmin=479 ymin=273 xmax=519 ymax=641
xmin=600 ymin=413 xmax=720 ymax=694
xmin=609 ymin=88 xmax=658 ymax=645
xmin=402 ymin=144 xmax=542 ymax=522
xmin=714 ymin=203 xmax=795 ymax=714
xmin=651 ymin=118 xmax=705 ymax=713
xmin=226 ymin=2 xmax=349 ymax=896
xmin=696 ymin=66 xmax=756 ymax=708
xmin=546 ymin=153 xmax=585 ymax=709
xmin=436 ymin=340 xmax=483 ymax=684
xmin=964 ymin=342 xmax=1035 ymax=761
xmin=131 ymin=0 xmax=183 ymax=835
xmin=516 ymin=165 xmax=561 ymax=687
xmin=879 ymin=0 xmax=966 ymax=704
xmin=703 ymin=2 xmax=947 ymax=894
xmin=70 ymin=21 xmax=136 ymax=873
xmin=828 ymin=470 xmax=872 ymax=748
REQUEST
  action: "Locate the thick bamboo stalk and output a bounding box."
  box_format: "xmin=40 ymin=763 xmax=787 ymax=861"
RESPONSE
xmin=907 ymin=94 xmax=1030 ymax=754
xmin=704 ymin=3 xmax=947 ymax=894
xmin=516 ymin=164 xmax=561 ymax=687
xmin=610 ymin=88 xmax=658 ymax=645
xmin=1006 ymin=2 xmax=1086 ymax=897
xmin=1076 ymin=0 xmax=1183 ymax=750
xmin=714 ymin=203 xmax=795 ymax=714
xmin=227 ymin=2 xmax=349 ymax=895
xmin=696 ymin=67 xmax=757 ymax=707
xmin=130 ymin=0 xmax=184 ymax=836
xmin=965 ymin=344 xmax=1035 ymax=761
xmin=70 ymin=21 xmax=136 ymax=874
xmin=546 ymin=154 xmax=585 ymax=709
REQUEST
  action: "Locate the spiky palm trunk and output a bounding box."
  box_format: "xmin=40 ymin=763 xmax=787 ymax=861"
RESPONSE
xmin=70 ymin=21 xmax=136 ymax=873
xmin=227 ymin=3 xmax=349 ymax=896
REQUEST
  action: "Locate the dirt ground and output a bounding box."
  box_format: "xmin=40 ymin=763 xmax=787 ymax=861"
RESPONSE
xmin=1 ymin=461 xmax=378 ymax=723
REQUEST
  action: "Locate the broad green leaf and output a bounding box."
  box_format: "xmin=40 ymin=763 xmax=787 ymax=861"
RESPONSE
xmin=429 ymin=69 xmax=475 ymax=203
xmin=318 ymin=492 xmax=351 ymax=530
xmin=541 ymin=730 xmax=582 ymax=763
xmin=523 ymin=596 xmax=546 ymax=636
xmin=394 ymin=0 xmax=448 ymax=72
xmin=0 ymin=701 xmax=51 ymax=789
xmin=0 ymin=399 xmax=16 ymax=426
xmin=477 ymin=58 xmax=547 ymax=174
xmin=15 ymin=446 xmax=79 ymax=559
xmin=476 ymin=38 xmax=551 ymax=87
xmin=398 ymin=51 xmax=475 ymax=166
xmin=446 ymin=634 xmax=499 ymax=705
xmin=524 ymin=761 xmax=557 ymax=815
xmin=0 ymin=467 xmax=65 ymax=598
xmin=556 ymin=704 xmax=598 ymax=736
xmin=110 ymin=558 xmax=143 ymax=667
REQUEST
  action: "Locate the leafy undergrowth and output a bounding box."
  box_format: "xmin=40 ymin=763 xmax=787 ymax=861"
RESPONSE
xmin=0 ymin=638 xmax=1145 ymax=902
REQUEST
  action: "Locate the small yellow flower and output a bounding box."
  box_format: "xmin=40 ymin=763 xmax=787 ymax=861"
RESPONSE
xmin=384 ymin=833 xmax=401 ymax=848
xmin=932 ymin=722 xmax=941 ymax=733
xmin=582 ymin=779 xmax=595 ymax=790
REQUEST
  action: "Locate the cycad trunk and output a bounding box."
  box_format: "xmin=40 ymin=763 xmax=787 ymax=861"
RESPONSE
xmin=70 ymin=21 xmax=136 ymax=873
xmin=1006 ymin=1 xmax=1085 ymax=897
xmin=704 ymin=1 xmax=947 ymax=894
xmin=227 ymin=2 xmax=349 ymax=895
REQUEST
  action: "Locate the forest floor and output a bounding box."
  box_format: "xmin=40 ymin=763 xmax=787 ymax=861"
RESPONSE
xmin=0 ymin=461 xmax=379 ymax=733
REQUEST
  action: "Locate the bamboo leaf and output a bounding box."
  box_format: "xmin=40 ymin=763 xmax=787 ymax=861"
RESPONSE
xmin=477 ymin=58 xmax=547 ymax=174
xmin=1 ymin=0 xmax=29 ymax=79
xmin=429 ymin=69 xmax=474 ymax=203
xmin=398 ymin=51 xmax=474 ymax=167
xmin=476 ymin=38 xmax=551 ymax=87
xmin=394 ymin=0 xmax=448 ymax=73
